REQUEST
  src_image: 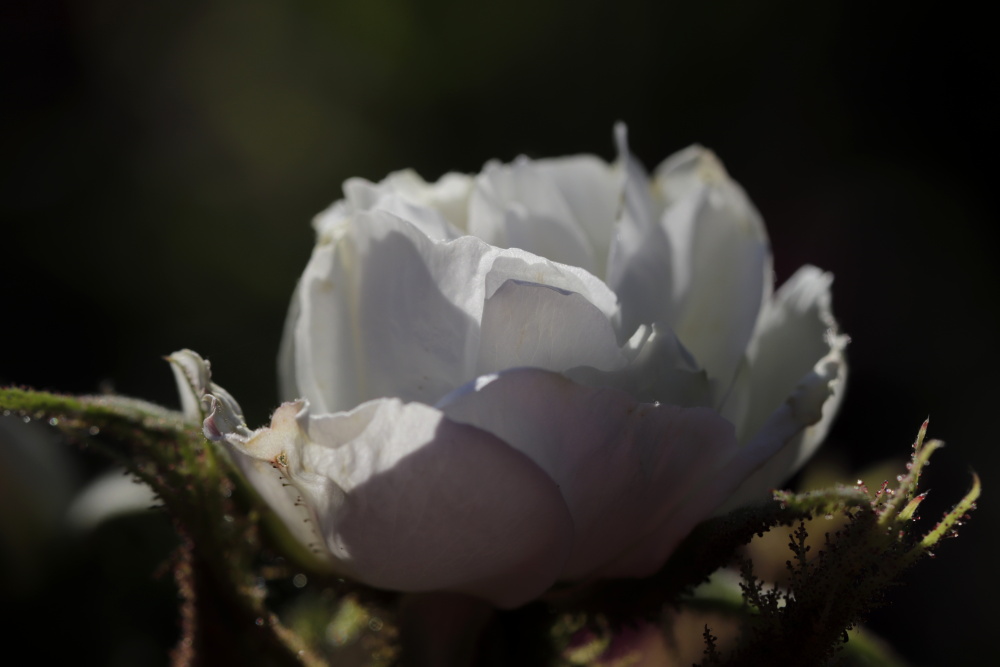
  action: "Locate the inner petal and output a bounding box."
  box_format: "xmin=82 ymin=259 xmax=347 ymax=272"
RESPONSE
xmin=469 ymin=158 xmax=597 ymax=274
xmin=477 ymin=279 xmax=627 ymax=377
xmin=604 ymin=125 xmax=677 ymax=339
xmin=663 ymin=165 xmax=771 ymax=398
xmin=296 ymin=210 xmax=623 ymax=409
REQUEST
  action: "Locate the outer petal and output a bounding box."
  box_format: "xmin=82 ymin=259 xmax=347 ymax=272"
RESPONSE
xmin=716 ymin=266 xmax=848 ymax=509
xmin=209 ymin=397 xmax=575 ymax=609
xmin=656 ymin=146 xmax=773 ymax=397
xmin=436 ymin=368 xmax=740 ymax=580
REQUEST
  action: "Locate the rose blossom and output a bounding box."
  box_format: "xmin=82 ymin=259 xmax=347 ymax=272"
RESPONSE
xmin=172 ymin=125 xmax=845 ymax=608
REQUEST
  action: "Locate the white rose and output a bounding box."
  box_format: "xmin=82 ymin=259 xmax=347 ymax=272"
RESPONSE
xmin=174 ymin=125 xmax=845 ymax=609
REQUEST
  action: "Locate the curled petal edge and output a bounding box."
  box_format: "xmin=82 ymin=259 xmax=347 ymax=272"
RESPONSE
xmin=715 ymin=331 xmax=848 ymax=514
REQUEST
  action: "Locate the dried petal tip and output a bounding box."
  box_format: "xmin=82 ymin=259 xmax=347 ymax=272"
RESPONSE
xmin=167 ymin=349 xmax=334 ymax=572
xmin=167 ymin=349 xmax=213 ymax=421
xmin=168 ymin=348 xmax=247 ymax=427
xmin=202 ymin=393 xmax=252 ymax=443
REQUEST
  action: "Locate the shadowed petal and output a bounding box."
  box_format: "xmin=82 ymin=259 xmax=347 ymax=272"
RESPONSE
xmin=437 ymin=368 xmax=739 ymax=580
xmin=212 ymin=397 xmax=575 ymax=609
xmin=739 ymin=266 xmax=842 ymax=441
xmin=715 ymin=267 xmax=848 ymax=509
xmin=567 ymin=324 xmax=711 ymax=407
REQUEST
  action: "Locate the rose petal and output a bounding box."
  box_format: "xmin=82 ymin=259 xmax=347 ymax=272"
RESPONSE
xmin=566 ymin=324 xmax=711 ymax=407
xmin=169 ymin=349 xmax=244 ymax=423
xmin=168 ymin=349 xmax=212 ymax=421
xmin=740 ymin=266 xmax=841 ymax=442
xmin=283 ymin=210 xmax=621 ymax=409
xmin=286 ymin=211 xmax=497 ymax=410
xmin=436 ymin=368 xmax=740 ymax=579
xmin=469 ymin=158 xmax=598 ymax=274
xmin=715 ymin=267 xmax=848 ymax=509
xmin=343 ymin=169 xmax=473 ymax=232
xmin=282 ymin=225 xmax=369 ymax=412
xmin=605 ymin=124 xmax=678 ymax=338
xmin=217 ymin=398 xmax=574 ymax=608
xmin=531 ymin=155 xmax=621 ymax=279
xmin=482 ymin=250 xmax=619 ymax=322
xmin=656 ymin=147 xmax=773 ymax=396
xmin=277 ymin=282 xmax=302 ymax=404
xmin=716 ymin=346 xmax=846 ymax=514
xmin=477 ymin=279 xmax=627 ymax=377
xmin=597 ymin=336 xmax=842 ymax=574
xmin=344 ymin=177 xmax=464 ymax=242
xmin=652 ymin=144 xmax=710 ymax=204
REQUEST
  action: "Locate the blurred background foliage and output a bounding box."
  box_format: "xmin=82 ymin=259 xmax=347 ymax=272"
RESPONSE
xmin=1 ymin=0 xmax=994 ymax=664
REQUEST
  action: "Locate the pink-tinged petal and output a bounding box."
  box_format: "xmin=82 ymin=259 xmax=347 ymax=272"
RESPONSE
xmin=596 ymin=342 xmax=842 ymax=575
xmin=656 ymin=147 xmax=773 ymax=397
xmin=437 ymin=368 xmax=740 ymax=580
xmin=605 ymin=124 xmax=678 ymax=337
xmin=477 ymin=279 xmax=627 ymax=377
xmin=220 ymin=398 xmax=574 ymax=608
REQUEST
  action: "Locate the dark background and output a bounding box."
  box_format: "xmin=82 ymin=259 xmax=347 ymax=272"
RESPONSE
xmin=2 ymin=1 xmax=995 ymax=665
